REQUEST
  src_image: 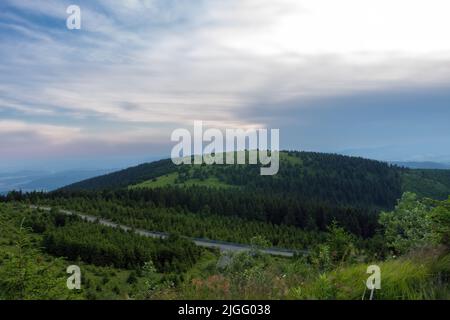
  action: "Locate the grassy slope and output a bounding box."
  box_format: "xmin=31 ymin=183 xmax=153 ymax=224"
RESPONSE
xmin=61 ymin=151 xmax=374 ymax=190
xmin=130 ymin=171 xmax=232 ymax=189
xmin=130 ymin=152 xmax=302 ymax=189
xmin=292 ymin=249 xmax=450 ymax=300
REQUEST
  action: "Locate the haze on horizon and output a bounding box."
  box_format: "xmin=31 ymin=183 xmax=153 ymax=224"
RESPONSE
xmin=1 ymin=0 xmax=450 ymax=172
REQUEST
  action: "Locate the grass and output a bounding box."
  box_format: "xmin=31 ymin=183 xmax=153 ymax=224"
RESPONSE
xmin=130 ymin=150 xmax=290 ymax=190
xmin=169 ymin=246 xmax=450 ymax=300
xmin=129 ymin=171 xmax=232 ymax=189
xmin=280 ymin=152 xmax=303 ymax=166
xmin=290 ymin=247 xmax=450 ymax=300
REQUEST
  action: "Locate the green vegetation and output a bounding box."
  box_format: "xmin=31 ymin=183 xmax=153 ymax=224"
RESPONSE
xmin=62 ymin=151 xmax=450 ymax=202
xmin=291 ymin=248 xmax=450 ymax=300
xmin=61 ymin=158 xmax=177 ymax=191
xmin=0 ymin=205 xmax=78 ymax=300
xmin=1 ymin=151 xmax=450 ymax=300
xmin=379 ymin=192 xmax=434 ymax=254
xmin=0 ymin=203 xmax=206 ymax=300
xmin=167 ymin=196 xmax=450 ymax=300
xmin=1 ymin=193 xmax=450 ymax=300
xmin=130 ymin=171 xmax=231 ymax=189
xmin=402 ymin=169 xmax=450 ymax=200
xmin=28 ymin=206 xmax=203 ymax=273
xmin=13 ymin=189 xmax=374 ymax=246
xmin=71 ymin=152 xmax=404 ymax=209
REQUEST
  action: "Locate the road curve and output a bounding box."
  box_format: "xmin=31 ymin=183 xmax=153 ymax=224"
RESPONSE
xmin=30 ymin=205 xmax=305 ymax=257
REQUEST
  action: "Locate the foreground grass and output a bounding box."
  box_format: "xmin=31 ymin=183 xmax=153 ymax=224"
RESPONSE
xmin=292 ymin=248 xmax=449 ymax=300
xmin=167 ymin=248 xmax=450 ymax=300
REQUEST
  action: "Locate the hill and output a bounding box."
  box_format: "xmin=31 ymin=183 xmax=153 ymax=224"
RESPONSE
xmin=60 ymin=159 xmax=176 ymax=191
xmin=41 ymin=151 xmax=400 ymax=239
xmin=61 ymin=151 xmax=450 ymax=202
xmin=391 ymin=161 xmax=450 ymax=170
xmin=61 ymin=151 xmax=403 ymax=208
xmin=402 ymin=169 xmax=450 ymax=200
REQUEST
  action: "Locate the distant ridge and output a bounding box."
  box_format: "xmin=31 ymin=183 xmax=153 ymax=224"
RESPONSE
xmin=390 ymin=161 xmax=450 ymax=170
xmin=0 ymin=169 xmax=115 ymax=193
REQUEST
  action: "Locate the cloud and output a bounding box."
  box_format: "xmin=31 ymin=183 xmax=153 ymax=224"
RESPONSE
xmin=0 ymin=119 xmax=171 ymax=162
xmin=1 ymin=0 xmax=450 ymax=163
xmin=0 ymin=121 xmax=83 ymax=159
xmin=0 ymin=120 xmax=81 ymax=143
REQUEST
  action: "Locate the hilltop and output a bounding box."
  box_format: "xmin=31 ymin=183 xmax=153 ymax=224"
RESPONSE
xmin=61 ymin=151 xmax=450 ymax=203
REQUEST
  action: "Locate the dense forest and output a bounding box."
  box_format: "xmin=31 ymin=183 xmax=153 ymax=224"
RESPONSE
xmin=62 ymin=152 xmax=405 ymax=208
xmin=26 ymin=209 xmax=201 ymax=272
xmin=60 ymin=151 xmax=450 ymax=205
xmin=7 ymin=188 xmax=378 ymax=242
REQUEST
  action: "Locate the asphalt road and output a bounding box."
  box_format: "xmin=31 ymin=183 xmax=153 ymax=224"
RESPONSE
xmin=30 ymin=205 xmax=304 ymax=257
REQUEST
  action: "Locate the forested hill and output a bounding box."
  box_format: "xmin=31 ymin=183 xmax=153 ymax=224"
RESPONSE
xmin=60 ymin=158 xmax=176 ymax=191
xmin=61 ymin=151 xmax=404 ymax=209
xmin=12 ymin=151 xmax=449 ymax=239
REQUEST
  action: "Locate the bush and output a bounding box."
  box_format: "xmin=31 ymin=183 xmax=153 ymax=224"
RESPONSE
xmin=430 ymin=198 xmax=450 ymax=246
xmin=379 ymin=192 xmax=433 ymax=254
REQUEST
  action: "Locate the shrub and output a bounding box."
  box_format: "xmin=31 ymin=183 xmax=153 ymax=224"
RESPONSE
xmin=379 ymin=192 xmax=433 ymax=254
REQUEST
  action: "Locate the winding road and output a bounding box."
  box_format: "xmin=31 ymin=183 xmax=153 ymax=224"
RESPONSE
xmin=30 ymin=205 xmax=305 ymax=257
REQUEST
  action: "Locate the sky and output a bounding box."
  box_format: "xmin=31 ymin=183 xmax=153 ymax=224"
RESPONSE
xmin=1 ymin=0 xmax=450 ymax=172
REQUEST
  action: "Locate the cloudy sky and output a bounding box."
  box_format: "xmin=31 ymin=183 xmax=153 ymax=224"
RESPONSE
xmin=1 ymin=0 xmax=450 ymax=171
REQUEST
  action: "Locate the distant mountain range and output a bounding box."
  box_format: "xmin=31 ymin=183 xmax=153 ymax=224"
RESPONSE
xmin=390 ymin=161 xmax=450 ymax=170
xmin=0 ymin=169 xmax=115 ymax=193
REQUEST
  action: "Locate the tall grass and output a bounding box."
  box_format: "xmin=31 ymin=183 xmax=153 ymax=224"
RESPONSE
xmin=175 ymin=247 xmax=449 ymax=300
xmin=290 ymin=247 xmax=450 ymax=300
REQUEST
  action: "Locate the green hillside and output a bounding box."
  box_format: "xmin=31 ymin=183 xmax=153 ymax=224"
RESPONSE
xmin=62 ymin=151 xmax=403 ymax=208
xmin=130 ymin=171 xmax=232 ymax=189
xmin=402 ymin=169 xmax=450 ymax=200
xmin=61 ymin=158 xmax=177 ymax=191
xmin=62 ymin=151 xmax=450 ymax=203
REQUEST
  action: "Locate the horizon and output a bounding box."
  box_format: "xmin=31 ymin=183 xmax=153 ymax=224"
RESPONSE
xmin=2 ymin=148 xmax=450 ymax=175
